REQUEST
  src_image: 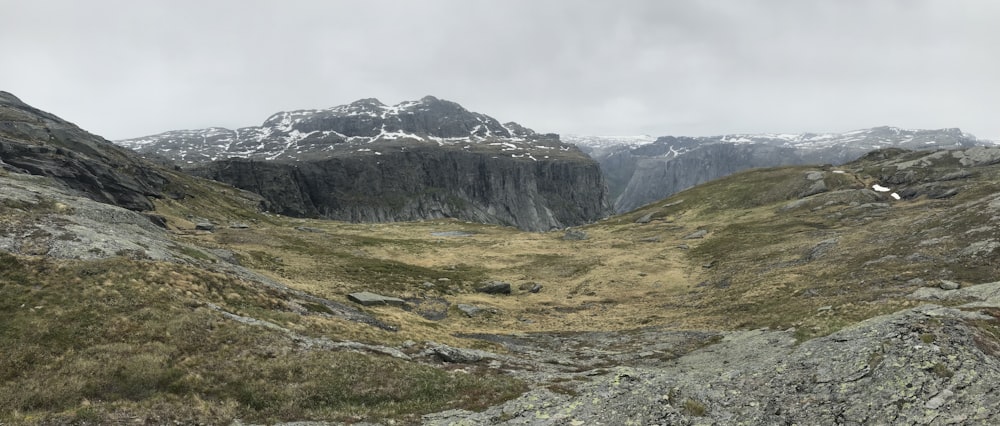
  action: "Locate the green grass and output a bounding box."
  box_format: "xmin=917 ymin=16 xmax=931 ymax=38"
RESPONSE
xmin=0 ymin=254 xmax=525 ymax=424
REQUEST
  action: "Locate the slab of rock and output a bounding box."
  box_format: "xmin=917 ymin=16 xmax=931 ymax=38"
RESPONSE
xmin=939 ymin=280 xmax=961 ymax=290
xmin=424 ymin=343 xmax=492 ymax=364
xmin=195 ymin=222 xmax=216 ymax=231
xmin=635 ymin=213 xmax=654 ymax=224
xmin=477 ymin=281 xmax=512 ymax=295
xmin=563 ymin=229 xmax=589 ymax=241
xmin=229 ymin=222 xmax=250 ymax=229
xmin=456 ymin=304 xmax=485 ymax=317
xmin=294 ymin=226 xmax=324 ymax=233
xmin=519 ymin=282 xmax=543 ymax=293
xmin=683 ymin=229 xmax=708 ymax=239
xmin=347 ymin=291 xmax=405 ymax=307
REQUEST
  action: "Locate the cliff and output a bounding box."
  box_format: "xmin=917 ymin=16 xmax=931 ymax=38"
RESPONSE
xmin=193 ymin=144 xmax=608 ymax=231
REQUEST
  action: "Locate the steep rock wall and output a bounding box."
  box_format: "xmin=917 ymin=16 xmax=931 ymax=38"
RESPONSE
xmin=194 ymin=147 xmax=611 ymax=231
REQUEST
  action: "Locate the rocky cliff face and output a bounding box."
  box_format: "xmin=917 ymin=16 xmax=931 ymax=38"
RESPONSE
xmin=119 ymin=96 xmax=611 ymax=231
xmin=193 ymin=145 xmax=607 ymax=231
xmin=0 ymin=91 xmax=168 ymax=211
xmin=572 ymin=127 xmax=990 ymax=213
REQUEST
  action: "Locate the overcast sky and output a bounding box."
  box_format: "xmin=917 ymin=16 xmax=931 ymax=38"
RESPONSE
xmin=2 ymin=1 xmax=998 ymax=141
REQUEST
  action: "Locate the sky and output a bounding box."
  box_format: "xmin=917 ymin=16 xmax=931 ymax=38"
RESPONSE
xmin=2 ymin=1 xmax=998 ymax=141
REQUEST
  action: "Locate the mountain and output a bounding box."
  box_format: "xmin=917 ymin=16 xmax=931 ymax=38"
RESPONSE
xmin=0 ymin=91 xmax=169 ymax=211
xmin=6 ymin=91 xmax=1000 ymax=423
xmin=117 ymin=96 xmax=611 ymax=231
xmin=573 ymin=126 xmax=990 ymax=213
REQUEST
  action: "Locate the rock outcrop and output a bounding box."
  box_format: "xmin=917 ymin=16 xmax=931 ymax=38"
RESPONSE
xmin=425 ymin=304 xmax=1000 ymax=425
xmin=119 ymin=96 xmax=612 ymax=231
xmin=0 ymin=91 xmax=168 ymax=211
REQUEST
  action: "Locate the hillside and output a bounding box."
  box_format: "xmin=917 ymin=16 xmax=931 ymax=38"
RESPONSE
xmin=575 ymin=126 xmax=990 ymax=213
xmin=116 ymin=97 xmax=611 ymax=231
xmin=3 ymin=94 xmax=1000 ymax=424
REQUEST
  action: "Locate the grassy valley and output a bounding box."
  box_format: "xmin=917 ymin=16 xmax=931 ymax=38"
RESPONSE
xmin=3 ymin=147 xmax=1000 ymax=424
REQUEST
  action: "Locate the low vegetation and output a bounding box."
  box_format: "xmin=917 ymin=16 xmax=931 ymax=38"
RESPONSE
xmin=4 ymin=148 xmax=1000 ymax=423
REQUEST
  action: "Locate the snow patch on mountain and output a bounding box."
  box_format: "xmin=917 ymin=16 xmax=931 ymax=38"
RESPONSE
xmin=116 ymin=96 xmax=570 ymax=164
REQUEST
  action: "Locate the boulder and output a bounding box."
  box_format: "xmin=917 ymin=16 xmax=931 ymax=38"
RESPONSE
xmin=683 ymin=229 xmax=708 ymax=239
xmin=519 ymin=282 xmax=543 ymax=293
xmin=477 ymin=281 xmax=512 ymax=295
xmin=347 ymin=291 xmax=406 ymax=307
xmin=195 ymin=222 xmax=216 ymax=231
xmin=456 ymin=304 xmax=485 ymax=317
xmin=425 ymin=343 xmax=487 ymax=364
xmin=563 ymin=229 xmax=589 ymax=240
xmin=940 ymin=280 xmax=961 ymax=290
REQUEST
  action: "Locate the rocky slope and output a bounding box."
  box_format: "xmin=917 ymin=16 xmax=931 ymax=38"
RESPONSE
xmin=117 ymin=97 xmax=611 ymax=231
xmin=573 ymin=127 xmax=989 ymax=212
xmin=0 ymin=91 xmax=169 ymax=211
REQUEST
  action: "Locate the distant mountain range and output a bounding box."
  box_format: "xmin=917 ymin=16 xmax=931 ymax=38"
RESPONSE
xmin=116 ymin=96 xmax=611 ymax=231
xmin=569 ymin=126 xmax=992 ymax=212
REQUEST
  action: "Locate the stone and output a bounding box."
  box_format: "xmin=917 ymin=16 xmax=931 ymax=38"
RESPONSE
xmin=195 ymin=222 xmax=216 ymax=231
xmin=456 ymin=304 xmax=484 ymax=317
xmin=294 ymin=226 xmax=324 ymax=233
xmin=683 ymin=229 xmax=708 ymax=239
xmin=476 ymin=281 xmax=512 ymax=295
xmin=229 ymin=222 xmax=250 ymax=229
xmin=563 ymin=229 xmax=589 ymax=240
xmin=519 ymin=282 xmax=543 ymax=293
xmin=939 ymin=280 xmax=961 ymax=290
xmin=426 ymin=343 xmax=485 ymax=363
xmin=635 ymin=213 xmax=654 ymax=224
xmin=805 ymin=171 xmax=825 ymax=181
xmin=804 ymin=238 xmax=838 ymax=261
xmin=347 ymin=291 xmax=405 ymax=307
xmin=925 ymin=389 xmax=954 ymax=409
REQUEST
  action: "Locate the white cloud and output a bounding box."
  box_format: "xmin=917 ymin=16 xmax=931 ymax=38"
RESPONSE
xmin=1 ymin=0 xmax=998 ymax=140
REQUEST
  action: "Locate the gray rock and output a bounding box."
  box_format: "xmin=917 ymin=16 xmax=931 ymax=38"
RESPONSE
xmin=347 ymin=291 xmax=405 ymax=307
xmin=683 ymin=229 xmax=708 ymax=239
xmin=563 ymin=229 xmax=589 ymax=240
xmin=924 ymin=389 xmax=954 ymax=409
xmin=294 ymin=226 xmax=324 ymax=233
xmin=635 ymin=213 xmax=654 ymax=224
xmin=0 ymin=91 xmax=170 ymax=211
xmin=477 ymin=281 xmax=512 ymax=295
xmin=940 ymin=280 xmax=961 ymax=290
xmin=195 ymin=222 xmax=216 ymax=231
xmin=456 ymin=304 xmax=485 ymax=317
xmin=805 ymin=171 xmax=825 ymax=181
xmin=519 ymin=282 xmax=543 ymax=293
xmin=804 ymin=238 xmax=838 ymax=261
xmin=424 ymin=342 xmax=489 ymax=363
xmin=228 ymin=222 xmax=250 ymax=229
xmin=800 ymin=179 xmax=828 ymax=197
xmin=426 ymin=304 xmax=1000 ymax=424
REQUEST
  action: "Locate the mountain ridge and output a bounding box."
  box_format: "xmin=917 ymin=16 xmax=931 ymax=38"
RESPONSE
xmin=117 ymin=96 xmax=562 ymax=165
xmin=115 ymin=96 xmax=612 ymax=231
xmin=574 ymin=126 xmax=992 ymax=212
